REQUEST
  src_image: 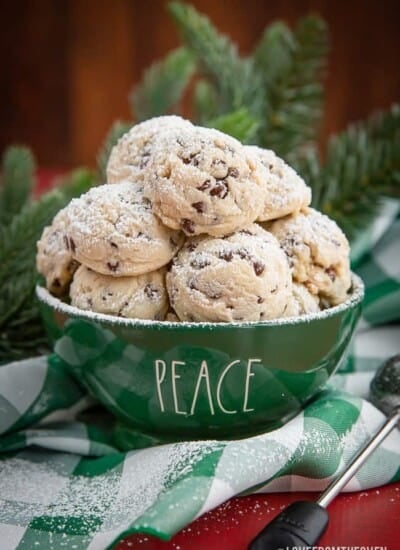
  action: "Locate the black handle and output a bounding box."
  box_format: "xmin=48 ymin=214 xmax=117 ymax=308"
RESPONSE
xmin=248 ymin=500 xmax=329 ymax=550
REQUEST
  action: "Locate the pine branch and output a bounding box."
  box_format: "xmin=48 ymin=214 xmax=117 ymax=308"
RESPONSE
xmin=169 ymin=2 xmax=265 ymax=119
xmin=0 ymin=151 xmax=95 ymax=362
xmin=302 ymin=104 xmax=400 ymax=239
xmin=0 ymin=298 xmax=50 ymax=364
xmin=130 ymin=47 xmax=196 ymax=121
xmin=56 ymin=168 xmax=96 ymax=201
xmin=0 ymin=189 xmax=67 ymax=327
xmin=97 ymin=120 xmax=132 ymax=181
xmin=206 ymin=108 xmax=260 ymax=144
xmin=0 ymin=146 xmax=36 ymax=225
xmin=253 ymin=16 xmax=329 ymax=159
xmin=194 ymin=79 xmax=218 ymax=124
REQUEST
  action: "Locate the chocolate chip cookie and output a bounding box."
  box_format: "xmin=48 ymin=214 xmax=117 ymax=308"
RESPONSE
xmin=70 ymin=265 xmax=168 ymax=320
xmin=36 ymin=207 xmax=79 ymax=296
xmin=66 ymin=181 xmax=184 ymax=276
xmin=144 ymin=126 xmax=268 ymax=236
xmin=166 ymin=223 xmax=292 ymax=322
xmin=266 ymin=207 xmax=351 ymax=305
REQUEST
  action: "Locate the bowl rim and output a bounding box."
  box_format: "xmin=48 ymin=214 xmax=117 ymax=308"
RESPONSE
xmin=36 ymin=273 xmax=364 ymax=331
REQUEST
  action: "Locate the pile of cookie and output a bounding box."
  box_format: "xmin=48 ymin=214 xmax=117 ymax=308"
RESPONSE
xmin=37 ymin=116 xmax=351 ymax=323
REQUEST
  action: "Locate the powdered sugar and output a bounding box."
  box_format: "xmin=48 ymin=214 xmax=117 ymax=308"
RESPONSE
xmin=0 ymin=442 xmax=220 ymax=539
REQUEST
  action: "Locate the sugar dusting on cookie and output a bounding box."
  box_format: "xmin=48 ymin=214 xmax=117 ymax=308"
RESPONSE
xmin=65 ymin=181 xmax=184 ymax=277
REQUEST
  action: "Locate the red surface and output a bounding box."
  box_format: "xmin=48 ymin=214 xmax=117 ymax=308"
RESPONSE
xmin=116 ymin=484 xmax=400 ymax=549
xmin=37 ymin=172 xmax=400 ymax=549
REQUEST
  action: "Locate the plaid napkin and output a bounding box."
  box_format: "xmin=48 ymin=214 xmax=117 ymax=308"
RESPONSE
xmin=1 ymin=199 xmax=399 ymax=549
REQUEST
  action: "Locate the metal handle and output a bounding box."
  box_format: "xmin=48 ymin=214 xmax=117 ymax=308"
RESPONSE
xmin=317 ymin=406 xmax=400 ymax=507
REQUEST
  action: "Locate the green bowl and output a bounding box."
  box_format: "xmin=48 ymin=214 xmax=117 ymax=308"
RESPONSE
xmin=36 ymin=274 xmax=364 ymax=446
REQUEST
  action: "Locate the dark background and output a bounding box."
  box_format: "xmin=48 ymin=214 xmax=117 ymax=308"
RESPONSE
xmin=1 ymin=0 xmax=400 ymax=169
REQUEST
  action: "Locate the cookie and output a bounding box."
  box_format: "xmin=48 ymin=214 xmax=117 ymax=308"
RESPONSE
xmin=106 ymin=115 xmax=193 ymax=184
xmin=245 ymin=146 xmax=311 ymax=221
xmin=283 ymin=283 xmax=320 ymax=318
xmin=144 ymin=126 xmax=268 ymax=236
xmin=36 ymin=207 xmax=79 ymax=296
xmin=66 ymin=181 xmax=184 ymax=276
xmin=166 ymin=223 xmax=292 ymax=322
xmin=70 ymin=265 xmax=168 ymax=320
xmin=266 ymin=207 xmax=351 ymax=305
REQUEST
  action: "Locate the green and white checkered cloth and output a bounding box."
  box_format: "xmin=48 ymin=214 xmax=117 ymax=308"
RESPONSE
xmin=1 ymin=199 xmax=400 ymax=549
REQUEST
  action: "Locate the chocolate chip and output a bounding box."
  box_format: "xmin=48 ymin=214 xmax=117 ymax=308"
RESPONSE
xmin=187 ymin=242 xmax=198 ymax=252
xmin=253 ymin=261 xmax=265 ymax=276
xmin=210 ymin=181 xmax=228 ymax=198
xmin=237 ymin=248 xmax=251 ymax=261
xmin=170 ymin=236 xmax=179 ymax=249
xmin=219 ymin=250 xmax=233 ymax=262
xmin=182 ymin=152 xmax=199 ymax=165
xmin=188 ymin=278 xmax=198 ymax=290
xmin=208 ymin=291 xmax=222 ymax=300
xmin=192 ymin=201 xmax=206 ymax=213
xmin=271 ymin=286 xmax=278 ymax=293
xmin=228 ymin=167 xmax=239 ymax=178
xmin=107 ymin=261 xmax=120 ymax=272
xmin=144 ymin=284 xmax=159 ymax=300
xmin=190 ymin=258 xmax=211 ymax=269
xmin=181 ymin=219 xmax=196 ymax=234
xmin=69 ymin=238 xmax=76 ymax=253
xmin=197 ymin=180 xmax=211 ymax=191
xmin=139 ymin=150 xmax=151 ymax=169
xmin=325 ymin=267 xmax=336 ymax=281
xmin=257 ymin=296 xmax=264 ymax=303
xmin=110 ymin=241 xmax=118 ymax=249
xmin=67 ymin=260 xmax=79 ymax=274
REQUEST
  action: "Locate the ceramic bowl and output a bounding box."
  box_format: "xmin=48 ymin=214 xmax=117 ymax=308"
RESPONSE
xmin=36 ymin=274 xmax=364 ymax=447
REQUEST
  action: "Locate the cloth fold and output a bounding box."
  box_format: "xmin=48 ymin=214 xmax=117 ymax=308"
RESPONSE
xmin=0 ymin=201 xmax=399 ymax=549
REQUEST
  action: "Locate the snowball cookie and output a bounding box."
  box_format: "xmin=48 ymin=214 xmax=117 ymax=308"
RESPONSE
xmin=166 ymin=224 xmax=292 ymax=322
xmin=245 ymin=146 xmax=311 ymax=222
xmin=106 ymin=115 xmax=193 ymax=184
xmin=145 ymin=126 xmax=268 ymax=237
xmin=70 ymin=265 xmax=168 ymax=320
xmin=66 ymin=181 xmax=184 ymax=277
xmin=283 ymin=283 xmax=320 ymax=318
xmin=36 ymin=207 xmax=79 ymax=297
xmin=266 ymin=207 xmax=351 ymax=306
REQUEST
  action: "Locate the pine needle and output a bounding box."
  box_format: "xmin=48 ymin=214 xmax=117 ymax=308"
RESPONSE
xmin=206 ymin=108 xmax=260 ymax=143
xmin=169 ymin=2 xmax=264 ymax=118
xmin=0 ymin=146 xmax=36 ymax=225
xmin=130 ymin=47 xmax=196 ymax=121
xmin=301 ymin=104 xmax=400 ymax=239
xmin=253 ymin=16 xmax=329 ymax=158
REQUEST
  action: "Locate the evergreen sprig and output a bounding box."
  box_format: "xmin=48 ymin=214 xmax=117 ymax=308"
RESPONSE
xmin=0 ymin=147 xmax=95 ymax=363
xmin=0 ymin=146 xmax=36 ymax=225
xmin=254 ymin=16 xmax=328 ymax=159
xmin=302 ymin=104 xmax=400 ymax=239
xmin=169 ymin=2 xmax=265 ymax=119
xmin=131 ymin=47 xmax=196 ymax=122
